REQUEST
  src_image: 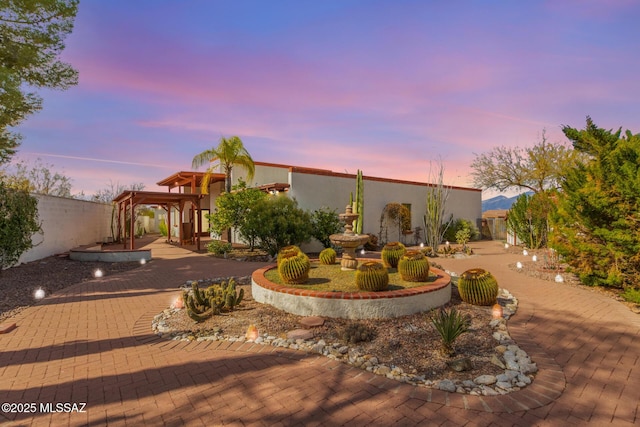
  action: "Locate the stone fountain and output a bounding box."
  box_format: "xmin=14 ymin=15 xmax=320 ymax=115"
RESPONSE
xmin=330 ymin=205 xmax=370 ymax=270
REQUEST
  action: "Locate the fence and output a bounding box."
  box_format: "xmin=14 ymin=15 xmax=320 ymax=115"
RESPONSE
xmin=17 ymin=194 xmax=113 ymax=265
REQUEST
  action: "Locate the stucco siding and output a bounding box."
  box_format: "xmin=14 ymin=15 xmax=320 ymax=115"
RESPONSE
xmin=18 ymin=194 xmax=113 ymax=265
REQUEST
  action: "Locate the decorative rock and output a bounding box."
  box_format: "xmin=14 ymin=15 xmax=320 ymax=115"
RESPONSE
xmin=474 ymin=375 xmax=497 ymax=385
xmin=376 ymin=365 xmax=391 ymax=376
xmin=286 ymin=329 xmax=314 ymax=340
xmin=495 ymin=381 xmax=512 ymax=390
xmin=447 ymin=357 xmax=473 ymax=372
xmin=438 ymin=379 xmax=457 ymax=393
xmin=520 ymin=362 xmax=538 ymax=374
xmin=490 ymin=355 xmax=506 ymax=369
xmin=299 ymin=316 xmax=325 ymax=328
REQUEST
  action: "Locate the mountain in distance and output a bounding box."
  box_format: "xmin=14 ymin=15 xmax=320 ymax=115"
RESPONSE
xmin=482 ymin=192 xmax=533 ymax=212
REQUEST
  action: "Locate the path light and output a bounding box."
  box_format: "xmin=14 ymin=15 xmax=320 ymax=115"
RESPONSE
xmin=516 ymin=261 xmax=523 ymax=269
xmin=445 ymin=241 xmax=450 ymax=246
xmin=94 ymin=269 xmax=103 ymax=278
xmin=173 ymin=295 xmax=184 ymax=309
xmin=504 ymin=243 xmax=509 ymax=249
xmin=523 ymin=249 xmax=528 ymax=256
xmin=532 ymin=255 xmax=538 ymax=262
xmin=555 ymin=274 xmax=564 ymax=283
xmin=491 ymin=303 xmax=503 ymax=319
xmin=360 ymin=249 xmax=366 ymax=255
xmin=140 ymin=259 xmax=146 ymax=265
xmin=34 ymin=288 xmax=45 ymax=300
xmin=246 ymin=324 xmax=259 ymax=341
xmin=420 ymin=243 xmax=424 ymax=248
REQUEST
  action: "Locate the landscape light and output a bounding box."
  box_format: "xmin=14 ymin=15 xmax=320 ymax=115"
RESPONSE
xmin=140 ymin=259 xmax=146 ymax=265
xmin=523 ymin=249 xmax=528 ymax=256
xmin=532 ymin=255 xmax=537 ymax=262
xmin=94 ymin=269 xmax=104 ymax=278
xmin=555 ymin=274 xmax=564 ymax=283
xmin=34 ymin=288 xmax=45 ymax=300
xmin=516 ymin=262 xmax=523 ymax=269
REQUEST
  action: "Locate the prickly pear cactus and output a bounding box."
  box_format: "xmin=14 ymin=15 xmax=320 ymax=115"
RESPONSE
xmin=457 ymin=268 xmax=499 ymax=306
xmin=398 ymin=250 xmax=430 ymax=282
xmin=381 ymin=241 xmax=406 ymax=268
xmin=355 ymin=261 xmax=389 ymax=291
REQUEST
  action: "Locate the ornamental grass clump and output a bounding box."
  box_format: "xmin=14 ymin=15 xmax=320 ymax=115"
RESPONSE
xmin=381 ymin=241 xmax=406 ymax=268
xmin=431 ymin=307 xmax=471 ymax=356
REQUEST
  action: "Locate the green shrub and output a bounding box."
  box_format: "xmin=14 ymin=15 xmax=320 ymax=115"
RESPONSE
xmin=444 ymin=218 xmax=478 ymax=243
xmin=431 ymin=307 xmax=471 ymax=356
xmin=159 ymin=219 xmax=168 ymax=237
xmin=310 ymin=207 xmax=342 ymax=248
xmin=207 ymin=240 xmax=232 ymax=255
xmin=0 ymin=182 xmax=41 ymax=270
xmin=242 ymin=195 xmax=312 ymax=257
xmin=622 ymin=287 xmax=640 ymax=305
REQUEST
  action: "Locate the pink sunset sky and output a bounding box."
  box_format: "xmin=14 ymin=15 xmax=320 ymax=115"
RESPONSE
xmin=11 ymin=0 xmax=640 ymax=199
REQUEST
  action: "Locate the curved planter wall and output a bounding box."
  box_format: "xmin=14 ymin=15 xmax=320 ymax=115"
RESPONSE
xmin=251 ymin=263 xmax=451 ymax=319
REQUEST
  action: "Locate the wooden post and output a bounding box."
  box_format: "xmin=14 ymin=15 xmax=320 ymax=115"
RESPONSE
xmin=129 ymin=197 xmax=135 ymax=250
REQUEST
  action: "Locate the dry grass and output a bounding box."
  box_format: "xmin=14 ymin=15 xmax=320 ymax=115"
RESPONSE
xmin=264 ymin=261 xmax=437 ymax=292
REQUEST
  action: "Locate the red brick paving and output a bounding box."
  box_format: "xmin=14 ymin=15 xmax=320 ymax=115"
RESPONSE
xmin=0 ymin=239 xmax=638 ymax=425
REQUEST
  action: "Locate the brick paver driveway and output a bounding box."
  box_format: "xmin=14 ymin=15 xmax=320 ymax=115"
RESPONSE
xmin=0 ymin=239 xmax=638 ymax=426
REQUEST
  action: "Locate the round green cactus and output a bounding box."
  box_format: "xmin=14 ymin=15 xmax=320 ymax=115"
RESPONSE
xmin=398 ymin=250 xmax=430 ymax=282
xmin=381 ymin=241 xmax=406 ymax=268
xmin=319 ymin=247 xmax=337 ymax=265
xmin=457 ymin=268 xmax=499 ymax=306
xmin=278 ymin=251 xmax=310 ymax=284
xmin=356 ymin=261 xmax=389 ymax=291
xmin=277 ymin=245 xmax=302 ymax=266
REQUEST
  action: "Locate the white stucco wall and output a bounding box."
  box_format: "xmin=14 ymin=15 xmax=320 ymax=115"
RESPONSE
xmin=289 ymin=170 xmax=482 ymax=244
xmin=220 ymin=162 xmax=481 ymax=248
xmin=18 ymin=194 xmax=113 ymax=264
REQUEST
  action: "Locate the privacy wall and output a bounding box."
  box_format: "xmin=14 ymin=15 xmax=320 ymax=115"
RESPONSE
xmin=18 ymin=194 xmax=113 ymax=265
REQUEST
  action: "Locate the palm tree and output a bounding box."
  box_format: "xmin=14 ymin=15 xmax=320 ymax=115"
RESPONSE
xmin=192 ymin=136 xmax=255 ymax=242
xmin=192 ymin=136 xmax=255 ymax=195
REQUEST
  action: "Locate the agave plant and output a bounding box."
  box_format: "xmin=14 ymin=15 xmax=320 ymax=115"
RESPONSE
xmin=431 ymin=307 xmax=471 ymax=356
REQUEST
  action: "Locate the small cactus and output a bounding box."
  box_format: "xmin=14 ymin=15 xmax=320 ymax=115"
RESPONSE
xmin=319 ymin=247 xmax=337 ymax=265
xmin=381 ymin=241 xmax=406 ymax=268
xmin=184 ymin=279 xmax=244 ymax=322
xmin=457 ymin=268 xmax=499 ymax=306
xmin=278 ymin=251 xmax=311 ymax=284
xmin=398 ymin=250 xmax=430 ymax=282
xmin=355 ymin=261 xmax=389 ymax=291
xmin=341 ymin=322 xmax=376 ymax=344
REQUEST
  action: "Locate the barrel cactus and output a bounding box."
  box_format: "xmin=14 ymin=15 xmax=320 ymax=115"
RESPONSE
xmin=398 ymin=250 xmax=430 ymax=282
xmin=355 ymin=261 xmax=389 ymax=291
xmin=381 ymin=241 xmax=406 ymax=268
xmin=319 ymin=247 xmax=337 ymax=265
xmin=278 ymin=251 xmax=311 ymax=284
xmin=277 ymin=245 xmax=302 ymax=265
xmin=457 ymin=268 xmax=499 ymax=306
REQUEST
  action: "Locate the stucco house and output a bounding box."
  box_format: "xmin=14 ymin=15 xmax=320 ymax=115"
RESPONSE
xmin=150 ymin=161 xmax=481 ymax=251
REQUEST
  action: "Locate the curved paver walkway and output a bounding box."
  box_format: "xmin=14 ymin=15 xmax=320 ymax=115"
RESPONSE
xmin=0 ymin=239 xmax=638 ymax=426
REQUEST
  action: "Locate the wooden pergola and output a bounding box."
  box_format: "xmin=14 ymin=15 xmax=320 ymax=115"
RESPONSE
xmin=156 ymin=171 xmax=225 ymax=193
xmin=113 ymin=190 xmax=204 ymax=250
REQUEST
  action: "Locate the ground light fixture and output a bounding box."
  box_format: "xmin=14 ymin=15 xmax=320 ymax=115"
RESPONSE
xmin=94 ymin=269 xmax=104 ymax=278
xmin=360 ymin=249 xmax=366 ymax=255
xmin=555 ymin=274 xmax=564 ymax=283
xmin=532 ymin=255 xmax=538 ymax=262
xmin=140 ymin=259 xmax=146 ymax=265
xmin=523 ymin=249 xmax=528 ymax=256
xmin=504 ymin=243 xmax=509 ymax=249
xmin=516 ymin=262 xmax=523 ymax=269
xmin=34 ymin=288 xmax=45 ymax=300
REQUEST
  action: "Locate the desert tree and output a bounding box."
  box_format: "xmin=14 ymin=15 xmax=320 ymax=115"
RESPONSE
xmin=0 ymin=0 xmax=79 ymax=163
